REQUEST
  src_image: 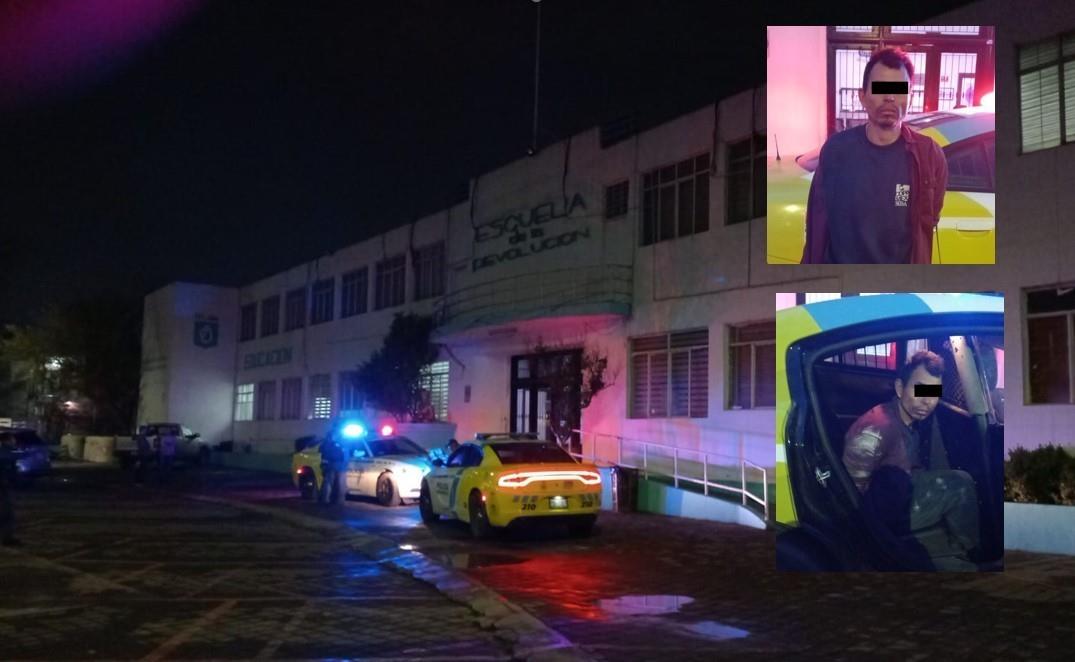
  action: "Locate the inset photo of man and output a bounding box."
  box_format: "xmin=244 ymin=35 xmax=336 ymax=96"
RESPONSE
xmin=767 ymin=26 xmax=996 ymax=264
xmin=774 ymin=293 xmax=1004 ymax=571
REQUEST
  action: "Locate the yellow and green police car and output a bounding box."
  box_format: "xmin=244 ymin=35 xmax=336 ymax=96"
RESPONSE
xmin=767 ymin=107 xmax=995 ymax=264
xmin=776 ymin=293 xmax=1004 ymax=570
xmin=419 ymin=433 xmax=602 ymax=538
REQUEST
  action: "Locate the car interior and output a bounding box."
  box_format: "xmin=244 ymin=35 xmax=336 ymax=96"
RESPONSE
xmin=806 ymin=332 xmax=1004 ymax=567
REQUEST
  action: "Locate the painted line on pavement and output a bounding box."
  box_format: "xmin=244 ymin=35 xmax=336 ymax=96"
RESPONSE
xmin=140 ymin=598 xmax=238 ymax=662
xmin=183 ymin=493 xmax=596 ymax=662
xmin=253 ymin=599 xmax=314 ymax=660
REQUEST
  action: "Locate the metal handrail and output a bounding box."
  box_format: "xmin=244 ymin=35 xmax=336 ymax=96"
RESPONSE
xmin=571 ymin=429 xmax=770 ymax=521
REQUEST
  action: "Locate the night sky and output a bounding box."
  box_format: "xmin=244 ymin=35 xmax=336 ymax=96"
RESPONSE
xmin=0 ymin=0 xmax=978 ymax=325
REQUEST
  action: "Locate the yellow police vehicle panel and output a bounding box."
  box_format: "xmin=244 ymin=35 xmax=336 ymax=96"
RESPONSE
xmin=420 ymin=436 xmax=601 ymax=538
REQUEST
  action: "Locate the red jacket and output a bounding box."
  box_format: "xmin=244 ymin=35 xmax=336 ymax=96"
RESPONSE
xmin=801 ymin=123 xmax=948 ymax=264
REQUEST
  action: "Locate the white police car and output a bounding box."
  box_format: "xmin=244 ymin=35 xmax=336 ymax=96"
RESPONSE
xmin=343 ymin=433 xmax=433 ymax=505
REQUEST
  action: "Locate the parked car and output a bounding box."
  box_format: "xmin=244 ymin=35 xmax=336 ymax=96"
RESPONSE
xmin=0 ymin=426 xmax=52 ymax=484
xmin=775 ymin=293 xmax=1004 ymax=570
xmin=115 ymin=423 xmax=210 ymax=468
xmin=292 ymin=433 xmax=433 ymax=506
xmin=767 ymin=107 xmax=995 ymax=264
xmin=420 ymin=434 xmax=601 ymax=538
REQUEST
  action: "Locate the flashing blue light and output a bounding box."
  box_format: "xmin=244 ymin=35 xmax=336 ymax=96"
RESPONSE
xmin=341 ymin=422 xmax=367 ymax=439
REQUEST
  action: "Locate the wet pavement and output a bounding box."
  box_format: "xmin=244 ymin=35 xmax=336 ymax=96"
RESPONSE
xmin=3 ymin=462 xmax=1075 ymax=660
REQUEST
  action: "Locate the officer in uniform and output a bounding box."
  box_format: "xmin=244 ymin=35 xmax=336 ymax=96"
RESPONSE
xmin=318 ymin=433 xmax=346 ymax=504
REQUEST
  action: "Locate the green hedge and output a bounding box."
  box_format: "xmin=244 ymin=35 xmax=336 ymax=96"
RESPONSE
xmin=1005 ymin=444 xmax=1075 ymax=505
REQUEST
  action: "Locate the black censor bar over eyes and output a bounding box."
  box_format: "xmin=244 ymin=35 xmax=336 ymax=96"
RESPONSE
xmin=915 ymin=384 xmax=942 ymax=397
xmin=872 ymin=81 xmax=909 ymax=94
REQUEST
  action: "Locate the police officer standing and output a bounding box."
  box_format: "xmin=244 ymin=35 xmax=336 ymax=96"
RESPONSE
xmin=0 ymin=432 xmax=22 ymax=546
xmin=318 ymin=434 xmax=346 ymax=504
xmin=157 ymin=426 xmax=177 ymax=483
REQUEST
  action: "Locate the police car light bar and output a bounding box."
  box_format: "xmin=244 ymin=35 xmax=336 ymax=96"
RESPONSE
xmin=341 ymin=422 xmax=367 ymax=439
xmin=497 ymin=470 xmax=602 ymax=488
xmin=380 ymin=424 xmax=394 ymax=437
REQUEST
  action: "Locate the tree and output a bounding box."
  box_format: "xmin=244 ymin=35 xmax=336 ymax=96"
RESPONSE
xmin=353 ymin=313 xmax=440 ymax=422
xmin=0 ymin=298 xmax=142 ymax=436
xmin=530 ymin=340 xmax=616 ymax=452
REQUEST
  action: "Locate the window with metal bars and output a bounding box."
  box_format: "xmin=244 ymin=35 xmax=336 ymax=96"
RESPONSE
xmin=234 ymin=383 xmax=254 ymax=421
xmin=728 ymin=321 xmax=775 ymax=409
xmin=1018 ymin=33 xmax=1075 ymax=153
xmin=341 ymin=267 xmax=368 ymax=318
xmin=285 ymin=287 xmax=306 ymax=331
xmin=629 ymin=330 xmax=709 ymax=418
xmin=308 ymin=374 xmax=332 ymax=419
xmin=310 ymin=278 xmax=335 ymax=325
xmin=604 ymin=180 xmax=629 ymax=218
xmin=338 ymin=371 xmax=363 ymax=411
xmin=419 ymin=361 xmax=450 ymax=421
xmin=280 ymin=377 xmax=303 ymax=420
xmin=260 ymin=295 xmax=280 ymax=337
xmin=239 ymin=303 xmax=257 ymax=342
xmin=1025 ymin=286 xmax=1075 ymax=403
xmin=726 ymin=135 xmax=765 ymax=224
xmin=413 ymin=242 xmax=445 ymax=301
xmin=375 ymin=254 xmax=406 ymax=310
xmin=639 ymin=153 xmax=710 ymax=246
xmin=255 ymin=380 xmax=276 ymax=420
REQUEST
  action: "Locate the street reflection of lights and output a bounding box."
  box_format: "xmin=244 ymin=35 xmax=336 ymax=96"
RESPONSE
xmin=598 ymin=594 xmax=694 ymax=616
xmin=684 ymin=621 xmax=750 ymax=640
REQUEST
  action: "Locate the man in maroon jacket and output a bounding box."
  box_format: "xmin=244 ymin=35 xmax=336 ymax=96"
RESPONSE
xmin=842 ymin=351 xmax=980 ymax=570
xmin=801 ymin=47 xmax=948 ymax=264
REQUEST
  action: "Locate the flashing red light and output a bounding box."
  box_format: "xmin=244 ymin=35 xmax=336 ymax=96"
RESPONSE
xmin=497 ymin=470 xmax=602 ymax=488
xmin=380 ymin=424 xmax=394 ymax=437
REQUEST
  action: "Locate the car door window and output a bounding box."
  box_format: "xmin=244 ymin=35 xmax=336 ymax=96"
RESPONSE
xmin=446 ymin=447 xmax=467 ymax=468
xmin=944 ymin=136 xmax=992 ymax=193
xmin=463 ymin=445 xmax=484 ymax=467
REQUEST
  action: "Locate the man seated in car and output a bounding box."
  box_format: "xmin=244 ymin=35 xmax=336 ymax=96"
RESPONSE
xmin=842 ymin=350 xmax=980 ymax=569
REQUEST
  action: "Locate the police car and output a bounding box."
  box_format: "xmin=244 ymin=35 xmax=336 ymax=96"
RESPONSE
xmin=291 ymin=421 xmax=433 ymax=506
xmin=776 ymin=293 xmax=1004 ymax=570
xmin=419 ymin=433 xmax=602 ymax=538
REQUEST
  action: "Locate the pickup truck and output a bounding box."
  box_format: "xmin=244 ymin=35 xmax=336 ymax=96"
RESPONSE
xmin=115 ymin=423 xmax=210 ymax=468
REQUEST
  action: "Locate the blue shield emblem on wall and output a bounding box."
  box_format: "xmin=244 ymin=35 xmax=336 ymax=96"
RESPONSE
xmin=194 ymin=316 xmax=219 ymax=349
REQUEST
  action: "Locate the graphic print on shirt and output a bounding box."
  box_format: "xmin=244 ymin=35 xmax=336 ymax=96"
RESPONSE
xmin=895 ymin=184 xmax=910 ymax=207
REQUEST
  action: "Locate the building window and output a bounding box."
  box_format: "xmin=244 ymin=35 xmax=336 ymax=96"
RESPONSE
xmin=640 ymin=153 xmax=710 ymax=246
xmin=375 ymin=254 xmax=406 ymax=310
xmin=285 ymin=287 xmax=306 ymax=331
xmin=413 ymin=242 xmax=445 ymax=301
xmin=280 ymin=377 xmax=303 ymax=420
xmin=605 ymin=180 xmax=629 ymax=218
xmin=419 ymin=361 xmax=450 ymax=421
xmin=1017 ymin=35 xmax=1075 ymax=153
xmin=308 ymin=373 xmax=332 ymax=419
xmin=629 ymin=330 xmax=709 ymax=418
xmin=341 ymin=267 xmax=368 ymax=318
xmin=235 ymin=383 xmax=254 ymax=421
xmin=239 ymin=304 xmax=257 ymax=342
xmin=310 ymin=278 xmax=335 ymax=325
xmin=338 ymin=370 xmax=363 ymax=411
xmin=1024 ymin=286 xmax=1075 ymax=404
xmin=726 ymin=133 xmax=766 ymax=224
xmin=255 ymin=380 xmax=276 ymax=420
xmin=260 ymin=295 xmax=280 ymax=337
xmin=728 ymin=321 xmax=776 ymax=409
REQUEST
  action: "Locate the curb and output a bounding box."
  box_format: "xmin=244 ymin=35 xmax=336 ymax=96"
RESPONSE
xmin=182 ymin=493 xmax=594 ymax=662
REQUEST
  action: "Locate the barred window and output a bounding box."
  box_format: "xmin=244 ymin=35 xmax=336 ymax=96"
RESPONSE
xmin=728 ymin=321 xmax=775 ymax=409
xmin=726 ymin=133 xmax=766 ymax=224
xmin=605 ymin=180 xmax=629 ymax=218
xmin=375 ymin=254 xmax=406 ymax=310
xmin=341 ymin=267 xmax=368 ymax=318
xmin=255 ymin=380 xmax=276 ymax=420
xmin=419 ymin=361 xmax=450 ymax=421
xmin=235 ymin=383 xmax=254 ymax=421
xmin=308 ymin=373 xmax=332 ymax=419
xmin=239 ymin=304 xmax=257 ymax=342
xmin=280 ymin=377 xmax=303 ymax=420
xmin=413 ymin=242 xmax=445 ymax=301
xmin=311 ymin=278 xmax=335 ymax=325
xmin=629 ymin=330 xmax=709 ymax=418
xmin=641 ymin=153 xmax=710 ymax=246
xmin=338 ymin=370 xmax=363 ymax=411
xmin=1017 ymin=34 xmax=1075 ymax=152
xmin=260 ymin=295 xmax=280 ymax=337
xmin=285 ymin=287 xmax=306 ymax=331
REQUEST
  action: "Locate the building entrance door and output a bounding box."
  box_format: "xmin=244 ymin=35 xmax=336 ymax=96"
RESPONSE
xmin=509 ymin=350 xmax=582 ymax=454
